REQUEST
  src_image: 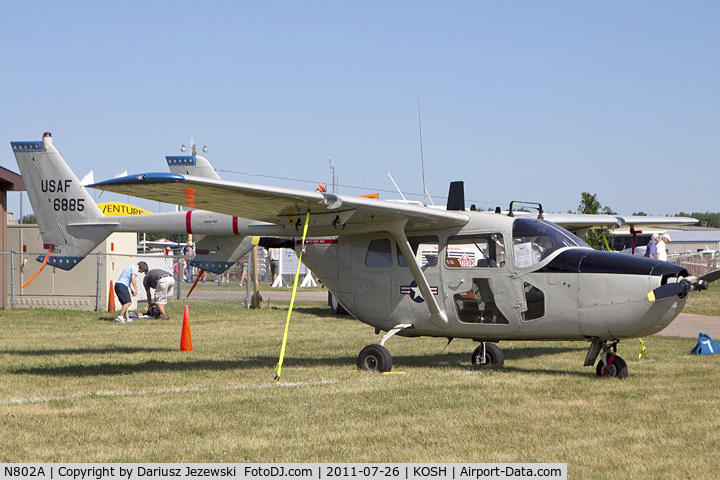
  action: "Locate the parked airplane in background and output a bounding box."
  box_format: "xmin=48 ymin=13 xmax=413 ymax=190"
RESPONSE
xmin=13 ymin=133 xmax=714 ymax=378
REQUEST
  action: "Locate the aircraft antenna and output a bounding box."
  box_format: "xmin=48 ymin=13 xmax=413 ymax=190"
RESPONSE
xmin=360 ymin=166 xmax=369 ymax=193
xmin=328 ymin=156 xmax=336 ymax=193
xmin=417 ymin=92 xmax=427 ymax=206
xmin=425 ymin=188 xmax=436 ymax=207
xmin=387 ymin=173 xmax=408 ymax=201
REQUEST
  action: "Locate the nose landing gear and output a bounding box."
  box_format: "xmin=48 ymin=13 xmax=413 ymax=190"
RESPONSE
xmin=586 ymin=339 xmax=628 ymax=379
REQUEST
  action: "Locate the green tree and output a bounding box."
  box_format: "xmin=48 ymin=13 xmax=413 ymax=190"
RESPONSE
xmin=676 ymin=212 xmax=720 ymax=228
xmin=577 ymin=192 xmax=611 ymax=250
xmin=578 ymin=192 xmax=600 ymax=215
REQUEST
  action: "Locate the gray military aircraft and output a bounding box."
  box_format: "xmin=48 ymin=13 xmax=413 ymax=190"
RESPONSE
xmin=13 ymin=133 xmax=715 ymax=378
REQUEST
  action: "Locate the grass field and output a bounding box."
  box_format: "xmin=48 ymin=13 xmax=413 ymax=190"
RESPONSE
xmin=1 ymin=300 xmax=719 ymax=479
xmin=684 ymin=282 xmax=720 ymax=316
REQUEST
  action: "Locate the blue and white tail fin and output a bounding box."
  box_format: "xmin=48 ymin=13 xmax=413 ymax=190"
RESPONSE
xmin=12 ymin=133 xmax=115 ymax=270
xmin=166 ymin=154 xmax=221 ymax=179
xmin=165 ymin=153 xmax=255 ymax=273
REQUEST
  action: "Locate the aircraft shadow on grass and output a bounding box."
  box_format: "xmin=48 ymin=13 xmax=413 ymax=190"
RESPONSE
xmin=9 ymin=357 xmax=345 ymax=377
xmin=291 ymin=306 xmax=341 ymax=317
xmin=0 ymin=347 xmax=175 ymax=356
xmin=7 ymin=346 xmax=585 ymax=377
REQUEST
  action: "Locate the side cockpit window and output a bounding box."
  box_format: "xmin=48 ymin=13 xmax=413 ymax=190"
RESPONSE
xmin=512 ymin=218 xmax=589 ymax=268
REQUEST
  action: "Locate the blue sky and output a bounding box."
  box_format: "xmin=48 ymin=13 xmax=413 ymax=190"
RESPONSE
xmin=1 ymin=1 xmax=718 ymax=218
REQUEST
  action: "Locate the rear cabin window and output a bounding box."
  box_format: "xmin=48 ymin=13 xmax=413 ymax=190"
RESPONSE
xmin=445 ymin=233 xmax=505 ymax=268
xmin=397 ymin=236 xmax=440 ymax=268
xmin=365 ymin=239 xmax=393 ymax=267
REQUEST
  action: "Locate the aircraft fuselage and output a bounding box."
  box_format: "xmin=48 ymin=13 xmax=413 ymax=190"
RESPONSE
xmin=301 ymin=212 xmax=689 ymax=343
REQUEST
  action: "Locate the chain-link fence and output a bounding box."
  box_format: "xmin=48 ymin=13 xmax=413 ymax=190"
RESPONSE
xmin=3 ymin=250 xmax=276 ymax=311
xmin=672 ymin=251 xmax=720 ymax=278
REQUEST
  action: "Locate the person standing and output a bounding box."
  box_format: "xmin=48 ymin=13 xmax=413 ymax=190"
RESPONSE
xmin=657 ymin=233 xmax=671 ymax=261
xmin=115 ymin=263 xmax=139 ymax=323
xmin=183 ymin=243 xmax=195 ymax=282
xmin=269 ymin=248 xmax=281 ymax=283
xmin=644 ymin=233 xmax=659 ymax=259
xmin=139 ymin=262 xmax=175 ymax=320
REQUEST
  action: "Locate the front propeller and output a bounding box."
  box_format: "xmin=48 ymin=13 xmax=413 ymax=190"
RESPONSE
xmin=699 ymin=269 xmax=720 ymax=284
xmin=647 ymin=268 xmax=720 ymax=301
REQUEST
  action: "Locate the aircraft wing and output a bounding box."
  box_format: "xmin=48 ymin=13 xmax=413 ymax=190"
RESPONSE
xmin=90 ymin=173 xmax=470 ymax=235
xmin=614 ymin=215 xmax=698 ymax=228
xmin=542 ymin=214 xmax=698 ymax=236
xmin=543 ymin=214 xmax=623 ymax=234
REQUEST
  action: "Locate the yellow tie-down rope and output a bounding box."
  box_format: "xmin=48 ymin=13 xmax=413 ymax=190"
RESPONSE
xmin=638 ymin=338 xmax=648 ymax=360
xmin=275 ymin=210 xmax=311 ymax=381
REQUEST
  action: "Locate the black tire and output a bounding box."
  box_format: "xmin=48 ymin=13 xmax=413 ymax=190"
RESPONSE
xmin=357 ymin=344 xmax=392 ymax=372
xmin=328 ymin=292 xmax=347 ymax=315
xmin=596 ymin=355 xmax=628 ymax=379
xmin=471 ymin=343 xmax=504 ymax=367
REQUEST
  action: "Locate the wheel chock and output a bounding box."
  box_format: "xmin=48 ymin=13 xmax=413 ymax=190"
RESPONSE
xmin=691 ymin=333 xmax=720 ymax=355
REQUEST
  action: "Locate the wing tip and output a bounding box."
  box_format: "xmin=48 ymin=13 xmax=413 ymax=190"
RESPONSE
xmin=90 ymin=172 xmax=185 ymax=187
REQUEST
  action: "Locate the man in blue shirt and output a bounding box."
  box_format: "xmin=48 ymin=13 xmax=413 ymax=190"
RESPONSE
xmin=644 ymin=233 xmax=659 ymax=259
xmin=115 ymin=262 xmax=140 ymax=323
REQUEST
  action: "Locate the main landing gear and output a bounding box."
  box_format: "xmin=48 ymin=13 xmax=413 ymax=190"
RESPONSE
xmin=356 ymin=324 xmax=506 ymax=372
xmin=585 ymin=339 xmax=628 ymax=379
xmin=356 ymin=324 xmax=412 ymax=373
xmin=471 ymin=342 xmax=505 ymax=368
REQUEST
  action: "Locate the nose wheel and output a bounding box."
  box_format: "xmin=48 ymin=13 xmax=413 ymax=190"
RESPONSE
xmin=596 ymin=352 xmax=628 ymax=379
xmin=587 ymin=340 xmax=628 ymax=379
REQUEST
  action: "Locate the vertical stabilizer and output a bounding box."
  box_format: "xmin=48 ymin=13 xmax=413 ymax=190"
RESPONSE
xmin=166 ymin=155 xmax=221 ymax=179
xmin=12 ymin=133 xmax=115 ymax=269
xmin=166 ymin=153 xmax=256 ymax=274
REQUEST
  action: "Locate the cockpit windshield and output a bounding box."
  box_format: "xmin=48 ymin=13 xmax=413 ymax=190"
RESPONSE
xmin=512 ymin=218 xmax=590 ymax=268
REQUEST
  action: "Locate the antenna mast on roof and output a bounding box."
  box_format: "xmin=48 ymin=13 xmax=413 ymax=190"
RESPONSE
xmin=328 ymin=156 xmax=336 ymax=193
xmin=417 ymin=92 xmax=427 ymax=207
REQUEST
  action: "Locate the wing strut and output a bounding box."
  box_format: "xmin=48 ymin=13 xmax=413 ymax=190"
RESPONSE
xmin=388 ymin=221 xmax=449 ymax=329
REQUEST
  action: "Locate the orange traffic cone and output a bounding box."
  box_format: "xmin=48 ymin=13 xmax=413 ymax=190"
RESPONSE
xmin=108 ymin=281 xmax=116 ymax=312
xmin=180 ymin=305 xmax=193 ymax=352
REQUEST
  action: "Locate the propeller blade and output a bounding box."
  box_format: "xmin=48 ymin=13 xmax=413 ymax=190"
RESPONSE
xmin=647 ymin=282 xmax=687 ymax=301
xmin=699 ymin=269 xmax=720 ymax=284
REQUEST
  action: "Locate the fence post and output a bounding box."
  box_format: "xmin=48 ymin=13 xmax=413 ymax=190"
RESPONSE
xmin=10 ymin=251 xmax=16 ymax=308
xmin=175 ymin=258 xmax=181 ymax=300
xmin=96 ymin=253 xmax=103 ymax=311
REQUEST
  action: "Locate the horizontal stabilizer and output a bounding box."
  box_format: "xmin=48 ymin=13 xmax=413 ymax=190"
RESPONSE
xmin=189 ymin=235 xmax=255 ymax=273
